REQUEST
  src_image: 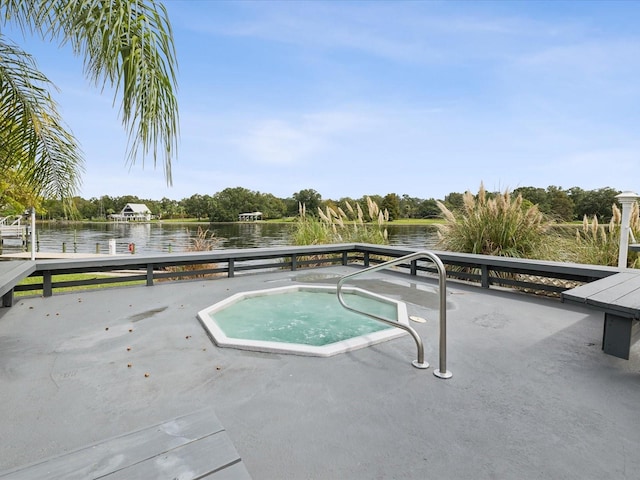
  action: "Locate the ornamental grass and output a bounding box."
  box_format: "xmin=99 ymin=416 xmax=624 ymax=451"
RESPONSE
xmin=163 ymin=227 xmax=220 ymax=279
xmin=572 ymin=203 xmax=640 ymax=268
xmin=292 ymin=198 xmax=389 ymax=246
xmin=436 ymin=183 xmax=550 ymax=258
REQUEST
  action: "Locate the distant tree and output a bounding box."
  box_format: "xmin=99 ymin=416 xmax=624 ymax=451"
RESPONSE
xmin=546 ymin=186 xmax=574 ymax=221
xmin=320 ymin=199 xmax=339 ymax=216
xmin=97 ymin=195 xmax=117 ymax=219
xmin=87 ymin=197 xmax=101 ymax=218
xmin=574 ymin=187 xmax=620 ymax=221
xmin=257 ymin=193 xmax=286 ymax=219
xmin=142 ymin=198 xmax=162 ymax=218
xmin=381 ymin=193 xmax=400 ymax=221
xmin=73 ymin=196 xmax=98 ymax=220
xmin=41 ymin=198 xmax=66 ymax=220
xmin=182 ymin=194 xmax=211 ymax=220
xmin=159 ymin=197 xmax=181 ymax=219
xmin=567 ymin=187 xmax=586 ymax=220
xmin=444 ymin=192 xmax=464 ymax=211
xmin=284 ymin=197 xmax=300 ymax=217
xmin=365 ymin=194 xmax=384 ymax=207
xmin=349 ymin=195 xmax=384 ymax=222
xmin=400 ymin=194 xmax=421 ymax=218
xmin=417 ymin=198 xmax=440 ymax=218
xmin=513 ymin=187 xmax=548 ymax=209
xmin=337 ymin=196 xmax=358 ymax=207
xmin=209 ymin=187 xmax=259 ymax=222
xmin=334 ymin=197 xmax=359 ymax=218
xmin=292 ymin=189 xmax=322 ymax=216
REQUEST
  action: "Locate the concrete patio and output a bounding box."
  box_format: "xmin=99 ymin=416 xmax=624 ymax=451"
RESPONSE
xmin=1 ymin=265 xmax=639 ymax=479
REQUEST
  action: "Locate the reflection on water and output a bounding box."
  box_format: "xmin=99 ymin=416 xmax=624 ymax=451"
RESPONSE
xmin=0 ymin=222 xmax=438 ymax=255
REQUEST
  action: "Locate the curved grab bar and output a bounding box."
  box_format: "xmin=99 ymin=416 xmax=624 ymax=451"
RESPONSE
xmin=336 ymin=250 xmax=452 ymax=379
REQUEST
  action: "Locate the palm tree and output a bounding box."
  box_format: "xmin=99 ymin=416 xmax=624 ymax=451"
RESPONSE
xmin=0 ymin=0 xmax=178 ymax=210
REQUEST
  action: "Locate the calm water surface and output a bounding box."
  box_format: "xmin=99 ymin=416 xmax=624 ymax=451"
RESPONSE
xmin=1 ymin=222 xmax=438 ymax=255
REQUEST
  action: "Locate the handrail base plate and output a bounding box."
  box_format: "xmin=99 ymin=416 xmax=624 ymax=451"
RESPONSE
xmin=412 ymin=360 xmax=429 ymax=369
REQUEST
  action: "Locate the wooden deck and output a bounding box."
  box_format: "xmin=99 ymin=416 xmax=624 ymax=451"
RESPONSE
xmin=0 ymin=408 xmax=251 ymax=479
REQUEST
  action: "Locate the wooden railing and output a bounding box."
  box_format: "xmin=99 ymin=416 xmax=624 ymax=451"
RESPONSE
xmin=0 ymin=216 xmax=26 ymax=238
xmin=12 ymin=243 xmax=622 ymax=298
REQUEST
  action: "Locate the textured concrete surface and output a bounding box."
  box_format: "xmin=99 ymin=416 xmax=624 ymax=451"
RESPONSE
xmin=1 ymin=266 xmax=639 ymax=479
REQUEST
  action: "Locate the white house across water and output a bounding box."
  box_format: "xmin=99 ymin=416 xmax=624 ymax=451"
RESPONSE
xmin=109 ymin=203 xmax=152 ymax=222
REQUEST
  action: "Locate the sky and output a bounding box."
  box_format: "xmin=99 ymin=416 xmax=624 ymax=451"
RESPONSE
xmin=7 ymin=0 xmax=640 ymax=201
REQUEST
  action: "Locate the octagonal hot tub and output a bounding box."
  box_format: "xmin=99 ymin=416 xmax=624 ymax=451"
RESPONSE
xmin=196 ymin=285 xmax=409 ymax=357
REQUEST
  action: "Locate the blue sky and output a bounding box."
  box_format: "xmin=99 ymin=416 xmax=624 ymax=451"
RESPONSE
xmin=9 ymin=0 xmax=640 ymax=201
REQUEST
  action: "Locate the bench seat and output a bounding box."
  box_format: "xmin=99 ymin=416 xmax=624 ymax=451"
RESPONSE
xmin=0 ymin=408 xmax=251 ymax=479
xmin=562 ymin=271 xmax=640 ymax=359
xmin=0 ymin=261 xmax=36 ymax=307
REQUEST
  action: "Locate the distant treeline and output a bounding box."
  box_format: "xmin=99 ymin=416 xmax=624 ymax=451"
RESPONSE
xmin=36 ymin=185 xmax=623 ymax=223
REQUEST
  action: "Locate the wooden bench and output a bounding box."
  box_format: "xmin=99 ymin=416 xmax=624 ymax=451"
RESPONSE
xmin=0 ymin=261 xmax=36 ymax=307
xmin=562 ymin=271 xmax=640 ymax=360
xmin=0 ymin=408 xmax=251 ymax=479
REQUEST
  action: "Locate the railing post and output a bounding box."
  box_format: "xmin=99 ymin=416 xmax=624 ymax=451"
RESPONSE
xmin=228 ymin=259 xmax=235 ymax=278
xmin=615 ymin=191 xmax=640 ymax=269
xmin=363 ymin=252 xmax=370 ymax=267
xmin=481 ymin=265 xmax=490 ymax=288
xmin=3 ymin=290 xmax=14 ymax=307
xmin=43 ymin=271 xmax=52 ymax=297
xmin=342 ymin=252 xmax=348 ymax=266
xmin=410 ymin=260 xmax=417 ymax=276
xmin=146 ymin=264 xmax=154 ymax=286
xmin=291 ymin=255 xmax=297 ymax=271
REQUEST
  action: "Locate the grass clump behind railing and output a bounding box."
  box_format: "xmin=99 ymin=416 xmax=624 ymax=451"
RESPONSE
xmin=572 ymin=203 xmax=640 ymax=268
xmin=292 ymin=198 xmax=389 ymax=246
xmin=163 ymin=227 xmax=221 ymax=279
xmin=436 ymin=183 xmax=550 ymax=258
xmin=290 ymin=198 xmax=388 ymax=268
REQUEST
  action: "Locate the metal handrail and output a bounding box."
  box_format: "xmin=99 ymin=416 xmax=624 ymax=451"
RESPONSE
xmin=336 ymin=250 xmax=452 ymax=379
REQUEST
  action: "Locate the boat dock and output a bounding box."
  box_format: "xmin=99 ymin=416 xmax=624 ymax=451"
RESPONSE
xmin=0 ymin=216 xmax=27 ymax=240
xmin=0 ymin=252 xmax=110 ymax=260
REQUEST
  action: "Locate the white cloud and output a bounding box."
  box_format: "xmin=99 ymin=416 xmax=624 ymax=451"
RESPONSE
xmin=239 ymin=119 xmax=322 ymax=165
xmin=233 ymin=109 xmax=379 ymax=166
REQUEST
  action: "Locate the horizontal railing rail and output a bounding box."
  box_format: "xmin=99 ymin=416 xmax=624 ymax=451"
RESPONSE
xmin=355 ymin=244 xmax=620 ymax=294
xmin=8 ymin=243 xmax=622 ymax=298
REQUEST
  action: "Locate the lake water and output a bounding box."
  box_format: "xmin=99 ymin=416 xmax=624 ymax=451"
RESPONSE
xmin=0 ymin=222 xmax=439 ymax=255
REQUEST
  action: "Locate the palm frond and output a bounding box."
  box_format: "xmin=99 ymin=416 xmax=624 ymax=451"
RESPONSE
xmin=0 ymin=36 xmax=83 ymax=201
xmin=2 ymin=0 xmax=179 ymax=184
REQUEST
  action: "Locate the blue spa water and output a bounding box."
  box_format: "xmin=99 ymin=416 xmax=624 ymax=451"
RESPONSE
xmin=211 ymin=290 xmax=397 ymax=346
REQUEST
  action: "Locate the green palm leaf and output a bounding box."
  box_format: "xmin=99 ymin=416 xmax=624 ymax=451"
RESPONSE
xmin=0 ymin=0 xmax=178 ymax=210
xmin=0 ymin=36 xmax=83 ymax=202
